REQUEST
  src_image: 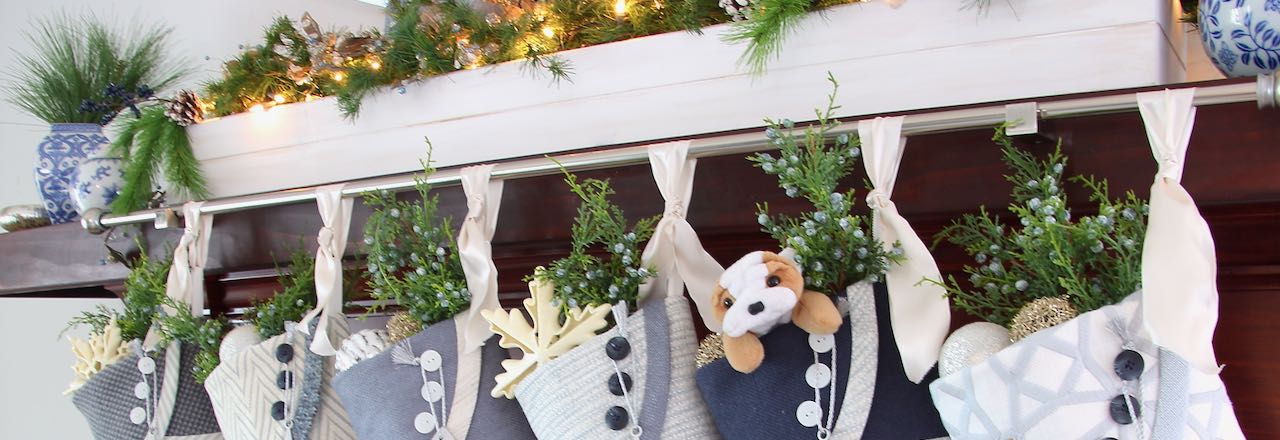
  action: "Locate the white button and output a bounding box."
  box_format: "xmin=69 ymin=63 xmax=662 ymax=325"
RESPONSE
xmin=421 ymin=381 xmax=444 ymax=402
xmin=134 ymin=382 xmax=150 ymax=399
xmin=414 ymin=412 xmax=437 ymax=434
xmin=137 ymin=357 xmax=156 ymax=375
xmin=796 ymin=400 xmax=822 ymax=427
xmin=130 ymin=407 xmax=147 ymax=424
xmin=808 ymin=333 xmax=834 ymax=353
xmin=419 ymin=350 xmax=442 ymax=372
xmin=805 ymin=363 xmax=832 ymax=389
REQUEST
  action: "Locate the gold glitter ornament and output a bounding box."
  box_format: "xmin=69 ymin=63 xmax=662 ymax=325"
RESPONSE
xmin=385 ymin=311 xmax=422 ymax=343
xmin=1008 ymin=296 xmax=1078 ymax=341
xmin=695 ymin=333 xmax=726 ymax=368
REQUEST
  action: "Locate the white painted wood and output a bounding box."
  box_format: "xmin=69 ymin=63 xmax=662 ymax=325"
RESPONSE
xmin=189 ymin=0 xmax=1183 ymax=199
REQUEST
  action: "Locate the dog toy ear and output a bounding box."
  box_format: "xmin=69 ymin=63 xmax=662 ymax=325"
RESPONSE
xmin=723 ymin=333 xmax=765 ymax=373
xmin=792 ymin=290 xmax=842 ymax=335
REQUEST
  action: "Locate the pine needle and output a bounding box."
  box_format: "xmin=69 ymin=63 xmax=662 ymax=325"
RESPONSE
xmin=722 ymin=0 xmax=812 ymax=75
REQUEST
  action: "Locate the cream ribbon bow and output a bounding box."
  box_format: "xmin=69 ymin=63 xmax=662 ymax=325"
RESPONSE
xmin=1136 ymin=89 xmax=1220 ymax=375
xmin=456 ymin=164 xmax=505 ymax=353
xmin=164 ymin=201 xmax=213 ymax=317
xmin=637 ymin=141 xmax=725 ymax=332
xmin=449 ymin=165 xmax=505 ymax=438
xmin=299 ymin=184 xmax=353 ymax=356
xmin=858 ymin=117 xmax=949 ymax=384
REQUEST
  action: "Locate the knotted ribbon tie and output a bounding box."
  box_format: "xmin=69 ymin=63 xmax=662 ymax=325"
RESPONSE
xmin=1136 ymin=89 xmax=1220 ymax=375
xmin=858 ymin=117 xmax=950 ymax=384
xmin=637 ymin=141 xmax=725 ymax=332
xmin=299 ymin=184 xmax=353 ymax=356
xmin=456 ymin=164 xmax=505 ymax=353
xmin=165 ymin=201 xmax=213 ymax=316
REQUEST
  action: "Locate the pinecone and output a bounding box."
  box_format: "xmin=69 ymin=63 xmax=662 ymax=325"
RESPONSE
xmin=719 ymin=0 xmax=753 ymax=21
xmin=165 ymin=90 xmax=205 ymax=126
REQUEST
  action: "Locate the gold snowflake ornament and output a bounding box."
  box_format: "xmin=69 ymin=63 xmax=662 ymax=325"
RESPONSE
xmin=481 ymin=274 xmax=612 ymax=399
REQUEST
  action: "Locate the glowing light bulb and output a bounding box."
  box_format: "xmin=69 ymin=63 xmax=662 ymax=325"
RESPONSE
xmin=370 ymin=60 xmax=381 ymax=70
xmin=542 ymin=26 xmax=555 ymax=38
xmin=273 ymin=94 xmax=286 ymax=104
xmin=614 ymin=0 xmax=627 ymax=17
xmin=304 ymin=94 xmax=316 ymax=102
xmin=332 ymin=72 xmax=346 ymax=82
xmin=249 ymin=103 xmax=266 ymax=113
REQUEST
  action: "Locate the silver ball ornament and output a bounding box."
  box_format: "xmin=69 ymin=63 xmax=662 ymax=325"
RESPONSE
xmin=939 ymin=322 xmax=1011 ymax=377
xmin=219 ymin=324 xmax=263 ymax=363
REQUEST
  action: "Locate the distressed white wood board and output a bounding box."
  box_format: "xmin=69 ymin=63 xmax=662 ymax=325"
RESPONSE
xmin=189 ymin=0 xmax=1182 ymax=199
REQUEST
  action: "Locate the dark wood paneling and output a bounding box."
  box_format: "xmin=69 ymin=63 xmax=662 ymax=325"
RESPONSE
xmin=1 ymin=100 xmax=1277 ymax=436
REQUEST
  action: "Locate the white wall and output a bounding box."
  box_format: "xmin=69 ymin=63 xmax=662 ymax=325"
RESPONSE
xmin=0 ymin=298 xmax=121 ymax=439
xmin=0 ymin=0 xmax=387 ymax=210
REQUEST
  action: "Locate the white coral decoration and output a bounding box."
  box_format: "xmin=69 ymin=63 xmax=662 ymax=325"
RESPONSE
xmin=65 ymin=319 xmax=133 ymax=395
xmin=481 ymin=274 xmax=612 ymax=399
xmin=335 ymin=329 xmax=391 ymax=372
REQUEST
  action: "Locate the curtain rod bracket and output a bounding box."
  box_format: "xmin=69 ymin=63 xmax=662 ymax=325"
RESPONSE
xmin=1004 ymin=102 xmax=1040 ymax=135
xmin=80 ymin=208 xmax=106 ymax=235
xmin=154 ymin=208 xmax=179 ymax=231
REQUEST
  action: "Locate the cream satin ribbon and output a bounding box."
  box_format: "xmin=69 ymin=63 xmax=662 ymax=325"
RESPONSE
xmin=636 ymin=141 xmax=725 ymax=332
xmin=299 ymin=184 xmax=353 ymax=356
xmin=456 ymin=164 xmax=505 ymax=353
xmin=858 ymin=117 xmax=950 ymax=384
xmin=1136 ymin=89 xmax=1220 ymax=375
xmin=165 ymin=202 xmax=213 ymax=316
xmin=449 ymin=165 xmax=504 ymax=439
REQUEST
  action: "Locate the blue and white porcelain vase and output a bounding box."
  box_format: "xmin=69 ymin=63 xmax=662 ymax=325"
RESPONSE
xmin=1199 ymin=0 xmax=1280 ymax=77
xmin=34 ymin=123 xmax=110 ymax=224
xmin=70 ymin=149 xmax=125 ymax=215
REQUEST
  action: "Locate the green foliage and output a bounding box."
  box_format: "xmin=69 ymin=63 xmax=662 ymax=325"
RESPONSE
xmin=154 ymin=296 xmax=228 ymax=383
xmin=108 ymin=106 xmax=209 ymax=214
xmin=931 ymin=126 xmax=1148 ymax=325
xmin=531 ymin=167 xmax=658 ymax=312
xmin=65 ymin=246 xmax=170 ymax=341
xmin=750 ymin=74 xmax=897 ymax=294
xmin=3 ymin=13 xmax=184 ymax=124
xmin=203 ymin=17 xmax=344 ymax=117
xmin=242 ymin=249 xmax=320 ymax=339
xmin=723 ymin=0 xmax=811 ymax=74
xmin=363 ymin=143 xmax=470 ymax=326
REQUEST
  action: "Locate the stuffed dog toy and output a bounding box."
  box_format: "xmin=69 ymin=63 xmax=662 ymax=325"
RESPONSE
xmin=712 ymin=250 xmax=842 ymax=373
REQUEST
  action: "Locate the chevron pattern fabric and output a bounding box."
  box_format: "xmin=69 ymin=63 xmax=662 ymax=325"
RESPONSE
xmin=930 ymin=291 xmax=1245 ymax=440
xmin=72 ymin=342 xmax=222 ymax=440
xmin=204 ymin=319 xmax=355 ymax=440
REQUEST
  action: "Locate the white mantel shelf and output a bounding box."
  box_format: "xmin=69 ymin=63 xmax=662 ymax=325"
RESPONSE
xmin=188 ymin=0 xmax=1185 ymax=199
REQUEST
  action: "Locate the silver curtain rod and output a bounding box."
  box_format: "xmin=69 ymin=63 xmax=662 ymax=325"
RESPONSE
xmin=82 ymin=78 xmax=1274 ymax=234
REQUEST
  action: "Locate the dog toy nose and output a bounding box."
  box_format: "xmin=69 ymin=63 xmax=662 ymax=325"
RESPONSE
xmin=747 ymin=301 xmax=765 ymax=315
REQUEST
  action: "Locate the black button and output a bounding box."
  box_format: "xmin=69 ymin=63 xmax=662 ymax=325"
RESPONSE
xmin=1113 ymin=349 xmax=1144 ymax=381
xmin=606 ymin=337 xmax=630 ymax=360
xmin=608 ymin=372 xmax=633 ymax=396
xmin=1109 ymin=394 xmax=1141 ymax=424
xmin=277 ymin=371 xmax=293 ymax=390
xmin=275 ymin=344 xmax=294 ymax=363
xmin=271 ymin=401 xmax=286 ymax=421
xmin=605 ymin=405 xmax=629 ymax=430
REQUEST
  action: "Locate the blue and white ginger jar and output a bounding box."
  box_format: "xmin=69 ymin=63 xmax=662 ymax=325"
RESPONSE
xmin=35 ymin=123 xmax=110 ymax=224
xmin=1199 ymin=0 xmax=1280 ymax=76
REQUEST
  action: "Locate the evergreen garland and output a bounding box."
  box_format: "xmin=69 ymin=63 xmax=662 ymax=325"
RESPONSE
xmin=65 ymin=245 xmax=170 ymax=342
xmin=750 ymin=73 xmax=898 ymax=294
xmin=723 ymin=0 xmax=855 ymax=74
xmin=241 ymin=248 xmax=321 ymax=339
xmin=203 ymin=17 xmax=346 ymax=117
xmin=107 ymin=105 xmax=209 ymax=214
xmin=932 ymin=126 xmax=1148 ymax=326
xmin=154 ymin=296 xmax=228 ymax=383
xmin=531 ymin=167 xmax=658 ymax=313
xmin=362 ymin=144 xmax=471 ymax=327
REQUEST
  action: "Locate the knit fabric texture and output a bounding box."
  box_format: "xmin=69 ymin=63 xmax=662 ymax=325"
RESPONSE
xmin=204 ymin=317 xmax=355 ymax=440
xmin=515 ymin=294 xmax=718 ymax=439
xmin=930 ymin=291 xmax=1244 ymax=439
xmin=696 ymin=281 xmax=948 ymax=440
xmin=332 ymin=318 xmax=535 ymax=439
xmin=71 ymin=342 xmax=222 ymax=440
